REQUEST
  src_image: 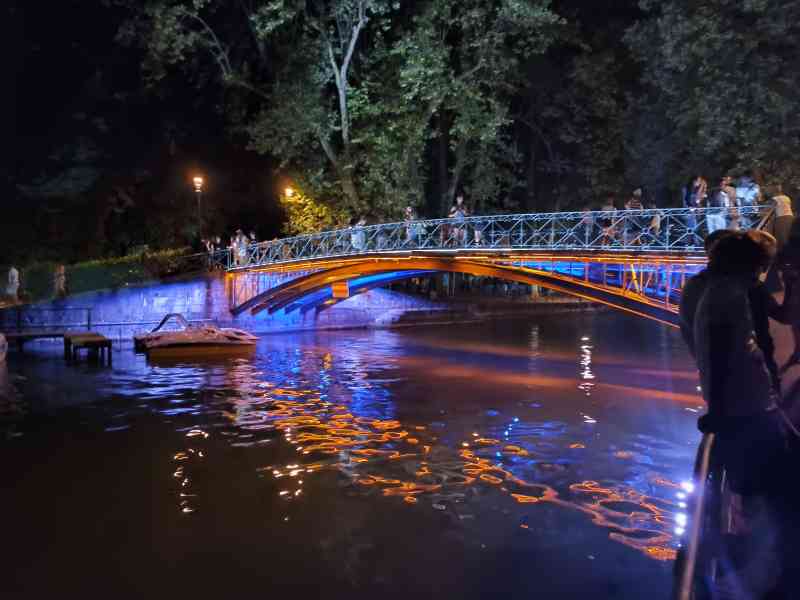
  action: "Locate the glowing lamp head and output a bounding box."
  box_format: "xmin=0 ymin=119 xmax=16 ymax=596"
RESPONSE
xmin=285 ymin=187 xmax=294 ymax=198
xmin=193 ymin=176 xmax=204 ymax=192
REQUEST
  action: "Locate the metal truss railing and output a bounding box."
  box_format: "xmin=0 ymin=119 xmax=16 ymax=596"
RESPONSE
xmin=221 ymin=206 xmax=771 ymax=270
xmin=505 ymin=257 xmax=704 ymax=310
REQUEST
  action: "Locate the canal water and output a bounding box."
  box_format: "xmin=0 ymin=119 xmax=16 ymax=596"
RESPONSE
xmin=1 ymin=312 xmax=701 ymax=599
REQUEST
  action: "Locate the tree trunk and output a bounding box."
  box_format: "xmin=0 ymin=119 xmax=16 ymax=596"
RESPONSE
xmin=445 ymin=139 xmax=468 ymax=213
xmin=437 ymin=114 xmax=449 ymax=217
xmin=339 ymin=166 xmax=360 ymax=211
xmin=407 ymin=149 xmax=420 ymax=208
xmin=526 ymin=137 xmax=537 ymax=212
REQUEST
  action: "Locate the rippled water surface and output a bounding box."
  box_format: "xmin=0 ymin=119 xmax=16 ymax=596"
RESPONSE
xmin=1 ymin=312 xmax=702 ymax=599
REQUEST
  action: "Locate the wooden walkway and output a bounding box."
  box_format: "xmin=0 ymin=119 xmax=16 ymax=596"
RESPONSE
xmin=64 ymin=332 xmax=112 ymax=366
xmin=2 ymin=329 xmax=112 ymax=366
xmin=4 ymin=330 xmax=71 ymax=349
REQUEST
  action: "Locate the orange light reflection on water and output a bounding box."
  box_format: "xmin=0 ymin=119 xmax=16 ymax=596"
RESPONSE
xmin=217 ymin=384 xmax=684 ymax=562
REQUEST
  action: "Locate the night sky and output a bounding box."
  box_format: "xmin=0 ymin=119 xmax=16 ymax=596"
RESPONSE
xmin=2 ymin=1 xmax=233 ymax=175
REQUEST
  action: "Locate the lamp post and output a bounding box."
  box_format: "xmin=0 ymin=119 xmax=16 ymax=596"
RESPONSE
xmin=193 ymin=175 xmax=204 ymax=224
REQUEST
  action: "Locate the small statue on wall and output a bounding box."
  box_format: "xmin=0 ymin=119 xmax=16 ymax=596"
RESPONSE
xmin=5 ymin=266 xmax=19 ymax=304
xmin=53 ymin=265 xmax=67 ymax=298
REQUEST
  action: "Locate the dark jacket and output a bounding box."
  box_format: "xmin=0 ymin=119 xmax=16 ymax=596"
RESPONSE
xmin=693 ymin=275 xmax=773 ymax=417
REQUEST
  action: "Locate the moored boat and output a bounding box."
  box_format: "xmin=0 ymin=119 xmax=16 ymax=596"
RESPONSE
xmin=134 ymin=314 xmax=257 ymax=356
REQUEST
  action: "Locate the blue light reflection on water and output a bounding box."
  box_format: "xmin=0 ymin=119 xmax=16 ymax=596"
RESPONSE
xmin=3 ymin=312 xmax=701 ymax=582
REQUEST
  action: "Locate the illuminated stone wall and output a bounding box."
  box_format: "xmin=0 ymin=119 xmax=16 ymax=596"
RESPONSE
xmin=0 ymin=272 xmax=448 ymax=339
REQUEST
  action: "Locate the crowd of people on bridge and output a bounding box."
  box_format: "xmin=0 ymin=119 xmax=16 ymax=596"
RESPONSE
xmin=679 ymin=220 xmax=800 ymax=596
xmin=578 ymin=174 xmax=794 ymax=247
xmin=399 ymin=174 xmax=793 ymax=250
xmin=202 ymin=229 xmax=261 ymax=267
xmin=204 ymin=172 xmax=794 ymax=265
xmin=680 ymin=173 xmax=795 ymax=241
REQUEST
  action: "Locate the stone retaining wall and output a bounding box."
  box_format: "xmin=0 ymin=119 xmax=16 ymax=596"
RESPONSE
xmin=0 ymin=272 xmax=451 ymax=339
xmin=0 ymin=272 xmax=597 ymax=341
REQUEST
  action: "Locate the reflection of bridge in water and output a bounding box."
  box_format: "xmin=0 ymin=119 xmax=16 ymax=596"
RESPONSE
xmin=223 ymin=207 xmax=772 ymax=326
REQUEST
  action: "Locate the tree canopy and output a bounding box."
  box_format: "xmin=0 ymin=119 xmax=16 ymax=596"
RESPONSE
xmin=8 ymin=0 xmax=800 ymax=266
xmin=118 ymin=0 xmax=563 ymax=221
xmin=626 ymin=0 xmax=800 ymax=189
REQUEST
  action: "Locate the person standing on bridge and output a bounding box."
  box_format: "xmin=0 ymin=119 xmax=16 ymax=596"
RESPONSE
xmin=772 ymin=185 xmax=794 ymax=248
xmin=235 ymin=229 xmax=249 ymax=266
xmin=645 ymin=202 xmax=663 ymax=242
xmin=579 ymin=206 xmax=594 ymax=245
xmin=599 ymin=194 xmax=617 ymax=245
xmin=721 ymin=176 xmax=738 ymax=230
xmin=625 ymin=188 xmax=643 ymax=211
xmin=229 ymin=234 xmax=238 ymax=266
xmin=230 ymin=231 xmax=243 ymax=266
xmin=706 ymin=177 xmax=733 ymax=234
xmin=449 ymin=193 xmax=469 ymax=246
xmin=623 ymin=188 xmax=644 ymax=245
xmin=404 ymin=206 xmax=420 ymax=248
xmin=735 ymin=172 xmax=762 ymax=229
xmin=682 ymin=176 xmax=707 ymax=242
xmin=350 ymin=217 xmax=366 ymax=252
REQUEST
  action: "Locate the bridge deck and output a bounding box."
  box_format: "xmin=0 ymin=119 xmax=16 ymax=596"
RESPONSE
xmin=214 ymin=206 xmax=770 ymax=326
xmin=222 ymin=206 xmax=770 ymax=271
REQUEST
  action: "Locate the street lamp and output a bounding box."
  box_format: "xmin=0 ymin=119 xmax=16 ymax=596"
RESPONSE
xmin=193 ymin=175 xmax=204 ymax=222
xmin=285 ymin=186 xmax=294 ymax=198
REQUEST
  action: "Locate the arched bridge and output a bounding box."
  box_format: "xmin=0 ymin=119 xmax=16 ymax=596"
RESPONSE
xmin=222 ymin=207 xmax=772 ymax=327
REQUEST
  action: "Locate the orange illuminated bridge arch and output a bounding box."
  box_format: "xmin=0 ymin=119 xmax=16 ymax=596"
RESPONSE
xmin=230 ymin=252 xmax=705 ymax=327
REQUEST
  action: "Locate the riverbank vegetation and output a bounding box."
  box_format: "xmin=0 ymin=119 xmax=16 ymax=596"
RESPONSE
xmin=4 ymin=1 xmax=799 ymax=261
xmin=2 ymin=248 xmax=195 ymax=303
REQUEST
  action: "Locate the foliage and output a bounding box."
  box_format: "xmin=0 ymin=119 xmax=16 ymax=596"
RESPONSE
xmin=12 ymin=248 xmax=196 ymax=303
xmin=557 ymin=51 xmax=626 ymax=202
xmin=393 ymin=0 xmax=562 ymax=214
xmin=625 ymin=0 xmax=800 ymax=190
xmin=278 ymin=186 xmax=348 ymax=235
xmin=119 ymin=0 xmax=563 ymax=219
xmin=16 ymin=263 xmax=59 ymax=304
xmin=121 ymin=0 xmax=399 ymax=214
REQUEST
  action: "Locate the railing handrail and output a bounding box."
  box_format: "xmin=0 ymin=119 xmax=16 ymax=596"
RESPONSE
xmin=221 ymin=205 xmax=771 ymax=271
xmin=672 ymin=432 xmax=716 ymax=600
xmin=248 ymin=206 xmax=767 ymax=246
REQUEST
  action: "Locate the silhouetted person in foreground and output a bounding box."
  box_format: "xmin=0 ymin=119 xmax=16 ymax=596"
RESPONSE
xmin=693 ymin=231 xmax=780 ymax=449
xmin=679 ymin=229 xmax=734 ymax=357
xmin=687 ymin=231 xmax=800 ymax=598
xmin=681 ymin=229 xmax=786 ymax=393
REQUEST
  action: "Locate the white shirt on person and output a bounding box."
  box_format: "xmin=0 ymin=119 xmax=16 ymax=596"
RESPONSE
xmin=735 ymin=178 xmax=761 ymax=206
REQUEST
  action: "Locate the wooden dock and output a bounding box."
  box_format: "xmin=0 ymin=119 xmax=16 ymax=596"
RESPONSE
xmin=2 ymin=329 xmax=112 ymax=366
xmin=65 ymin=332 xmax=112 ymax=366
xmin=4 ymin=330 xmax=71 ymax=350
